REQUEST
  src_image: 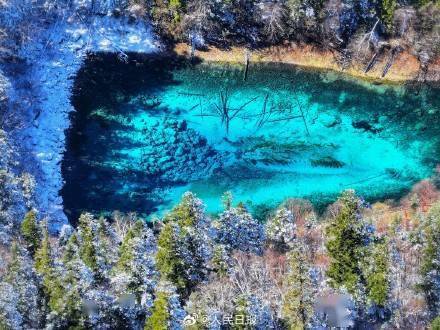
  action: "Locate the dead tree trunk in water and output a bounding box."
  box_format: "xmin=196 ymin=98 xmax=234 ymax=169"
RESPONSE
xmin=382 ymin=46 xmax=402 ymax=78
xmin=293 ymin=93 xmax=310 ymax=137
xmin=210 ymin=89 xmax=258 ymax=135
xmin=243 ymin=50 xmax=250 ymax=81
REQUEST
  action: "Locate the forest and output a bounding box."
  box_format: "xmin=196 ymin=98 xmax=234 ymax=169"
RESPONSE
xmin=1 ymin=0 xmax=440 ymax=329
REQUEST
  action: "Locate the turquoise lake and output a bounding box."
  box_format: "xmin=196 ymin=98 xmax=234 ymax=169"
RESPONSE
xmin=62 ymin=54 xmax=440 ymax=222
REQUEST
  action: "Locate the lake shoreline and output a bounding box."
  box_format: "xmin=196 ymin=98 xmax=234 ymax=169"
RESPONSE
xmin=174 ymin=42 xmax=440 ymax=84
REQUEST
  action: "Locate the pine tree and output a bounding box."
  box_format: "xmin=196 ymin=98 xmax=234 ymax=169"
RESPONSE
xmin=420 ymin=203 xmax=440 ymax=315
xmin=156 ymin=222 xmax=188 ymax=293
xmin=144 ymin=283 xmax=185 ymax=330
xmin=217 ymin=204 xmax=265 ymax=255
xmin=266 ymin=207 xmax=296 ymax=251
xmin=34 ymin=226 xmax=66 ymax=316
xmin=78 ymin=213 xmax=98 ymax=272
xmin=325 ymin=190 xmax=370 ymax=297
xmin=112 ymin=220 xmax=157 ymax=302
xmin=4 ymin=242 xmax=43 ymax=328
xmin=144 ymin=292 xmax=170 ymax=330
xmin=381 ymin=0 xmax=397 ymax=32
xmin=157 ymin=193 xmax=212 ymax=297
xmin=282 ymin=244 xmax=315 ymax=329
xmin=34 ymin=226 xmax=53 ymax=278
xmin=432 ymin=316 xmax=440 ymax=330
xmin=364 ymin=240 xmax=390 ymax=307
xmin=20 ymin=210 xmax=41 ymax=256
xmin=60 ymin=234 xmax=87 ymax=328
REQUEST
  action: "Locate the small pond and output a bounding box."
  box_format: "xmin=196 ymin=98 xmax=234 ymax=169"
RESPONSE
xmin=62 ymin=53 xmax=440 ymax=222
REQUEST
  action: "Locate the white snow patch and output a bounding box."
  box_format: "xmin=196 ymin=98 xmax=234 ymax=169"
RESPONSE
xmin=11 ymin=14 xmax=159 ymax=230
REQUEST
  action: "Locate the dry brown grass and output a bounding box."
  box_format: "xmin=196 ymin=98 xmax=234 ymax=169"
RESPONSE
xmin=174 ymin=42 xmax=424 ymax=83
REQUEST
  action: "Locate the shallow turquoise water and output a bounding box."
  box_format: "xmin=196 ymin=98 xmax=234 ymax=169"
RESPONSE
xmin=63 ymin=54 xmax=440 ymax=221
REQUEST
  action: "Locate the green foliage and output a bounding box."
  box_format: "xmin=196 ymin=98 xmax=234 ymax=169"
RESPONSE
xmin=325 ymin=190 xmax=368 ymax=296
xmin=381 ymin=0 xmax=397 ymax=32
xmin=282 ymin=245 xmax=314 ymax=329
xmin=420 ymin=203 xmax=440 ymax=313
xmin=157 ymin=193 xmax=209 ymax=296
xmin=151 ymin=0 xmax=186 ymax=38
xmin=232 ymin=296 xmax=250 ymax=330
xmin=5 ymin=242 xmax=20 ymax=283
xmin=78 ymin=213 xmax=98 ymax=271
xmin=222 ymin=191 xmax=233 ymax=210
xmin=34 ymin=227 xmax=69 ymax=316
xmin=169 ymin=0 xmax=184 ymax=23
xmin=431 ymin=316 xmax=440 ymax=330
xmin=156 ymin=222 xmax=188 ymax=292
xmin=116 ymin=227 xmax=136 ymax=271
xmin=20 ymin=210 xmax=41 ymax=256
xmin=211 ymin=244 xmax=229 ymax=276
xmin=364 ymin=241 xmax=390 ymax=307
xmin=144 ymin=292 xmax=170 ymax=330
xmin=164 ymin=192 xmax=202 ymax=227
xmin=34 ymin=226 xmax=53 ymax=277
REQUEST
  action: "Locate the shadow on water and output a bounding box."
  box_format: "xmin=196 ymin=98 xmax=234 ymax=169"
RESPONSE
xmin=63 ymin=52 xmax=194 ymax=225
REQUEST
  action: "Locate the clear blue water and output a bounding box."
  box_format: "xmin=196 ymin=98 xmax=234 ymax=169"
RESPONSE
xmin=63 ymin=54 xmax=440 ymax=222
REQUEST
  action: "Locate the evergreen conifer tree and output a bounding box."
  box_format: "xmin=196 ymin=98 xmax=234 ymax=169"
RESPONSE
xmin=78 ymin=213 xmax=98 ymax=272
xmin=364 ymin=240 xmax=390 ymax=307
xmin=282 ymin=244 xmax=315 ymax=329
xmin=144 ymin=291 xmax=170 ymax=330
xmin=20 ymin=210 xmax=41 ymax=256
xmin=157 ymin=193 xmax=212 ymax=297
xmin=325 ymin=190 xmax=370 ymax=297
xmin=420 ymin=203 xmax=440 ymax=315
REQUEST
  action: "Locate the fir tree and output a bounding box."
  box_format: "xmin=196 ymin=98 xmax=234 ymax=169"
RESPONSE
xmin=325 ymin=190 xmax=370 ymax=297
xmin=78 ymin=213 xmax=98 ymax=272
xmin=112 ymin=220 xmax=157 ymax=303
xmin=144 ymin=291 xmax=170 ymax=330
xmin=364 ymin=240 xmax=390 ymax=307
xmin=432 ymin=316 xmax=440 ymax=330
xmin=144 ymin=283 xmax=185 ymax=330
xmin=20 ymin=210 xmax=41 ymax=256
xmin=3 ymin=242 xmax=43 ymax=328
xmin=217 ymin=203 xmax=265 ymax=255
xmin=156 ymin=222 xmax=189 ymax=293
xmin=420 ymin=203 xmax=440 ymax=315
xmin=282 ymin=245 xmax=315 ymax=329
xmin=34 ymin=226 xmax=67 ymax=317
xmin=157 ymin=193 xmax=212 ymax=297
xmin=266 ymin=207 xmax=296 ymax=251
xmin=380 ymin=0 xmax=397 ymax=32
xmin=34 ymin=226 xmax=53 ymax=278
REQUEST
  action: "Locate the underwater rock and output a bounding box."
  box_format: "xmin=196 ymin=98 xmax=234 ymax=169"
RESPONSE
xmin=352 ymin=120 xmax=383 ymax=134
xmin=321 ymin=115 xmax=342 ymax=128
xmin=140 ymin=119 xmax=222 ymax=183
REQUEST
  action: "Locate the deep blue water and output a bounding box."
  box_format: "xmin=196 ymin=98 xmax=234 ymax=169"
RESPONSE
xmin=62 ymin=53 xmax=440 ymax=222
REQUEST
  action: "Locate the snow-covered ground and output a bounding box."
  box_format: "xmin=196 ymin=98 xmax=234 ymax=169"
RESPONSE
xmin=8 ymin=12 xmax=159 ymax=230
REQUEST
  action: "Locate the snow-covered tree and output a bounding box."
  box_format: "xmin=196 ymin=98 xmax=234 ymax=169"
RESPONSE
xmin=266 ymin=207 xmax=296 ymax=250
xmin=157 ymin=192 xmax=213 ymax=297
xmin=420 ymin=202 xmax=440 ymax=316
xmin=325 ymin=190 xmax=371 ymax=299
xmin=282 ymin=244 xmax=316 ymax=328
xmin=216 ymin=204 xmax=265 ymax=255
xmin=2 ymin=242 xmax=43 ymax=328
xmin=144 ymin=282 xmax=185 ymax=330
xmin=20 ymin=210 xmax=41 ymax=256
